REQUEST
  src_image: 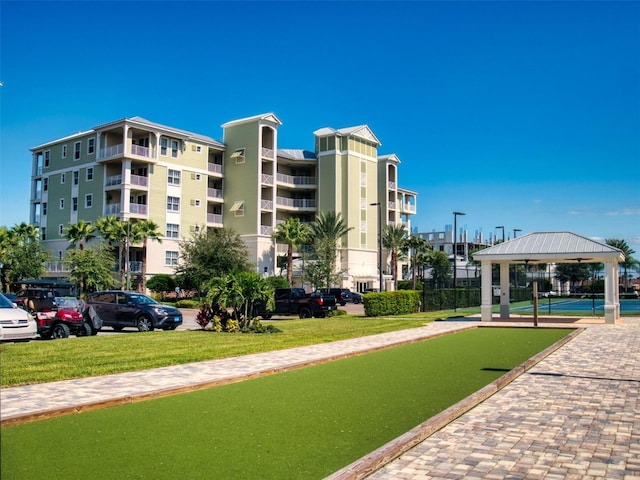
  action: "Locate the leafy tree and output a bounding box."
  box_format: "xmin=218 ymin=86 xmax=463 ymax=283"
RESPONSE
xmin=94 ymin=216 xmax=127 ymax=288
xmin=130 ymin=220 xmax=163 ymax=291
xmin=177 ymin=228 xmax=252 ymax=294
xmin=272 ymin=217 xmax=310 ymax=285
xmin=606 ymin=238 xmax=637 ymax=293
xmin=147 ymin=274 xmax=176 ymax=294
xmin=264 ymin=275 xmax=290 ymax=290
xmin=554 ymin=263 xmax=591 ymax=292
xmin=428 ymin=250 xmax=451 ymax=288
xmin=0 ymin=223 xmax=50 ymax=291
xmin=63 ymin=220 xmax=96 ymax=250
xmin=405 ymin=235 xmax=431 ymax=289
xmin=65 ymin=244 xmax=117 ymax=294
xmin=308 ymin=211 xmax=352 ymax=288
xmin=383 ymin=224 xmax=408 ymax=283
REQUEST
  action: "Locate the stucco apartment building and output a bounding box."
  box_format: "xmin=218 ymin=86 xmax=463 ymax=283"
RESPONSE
xmin=29 ymin=113 xmax=417 ymax=292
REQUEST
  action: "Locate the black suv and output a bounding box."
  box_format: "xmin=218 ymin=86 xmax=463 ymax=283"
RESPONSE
xmin=315 ymin=288 xmax=351 ymax=306
xmin=84 ymin=291 xmax=183 ymax=332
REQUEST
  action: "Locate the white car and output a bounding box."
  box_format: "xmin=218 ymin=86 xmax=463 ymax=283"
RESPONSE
xmin=0 ymin=293 xmax=38 ymax=342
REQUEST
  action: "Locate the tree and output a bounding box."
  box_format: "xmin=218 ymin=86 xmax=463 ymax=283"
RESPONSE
xmin=63 ymin=220 xmax=96 ymax=250
xmin=147 ymin=274 xmax=176 ymax=294
xmin=130 ymin=220 xmax=163 ymax=291
xmin=94 ymin=216 xmax=127 ymax=288
xmin=428 ymin=250 xmax=451 ymax=288
xmin=606 ymin=238 xmax=637 ymax=293
xmin=65 ymin=244 xmax=117 ymax=294
xmin=405 ymin=235 xmax=431 ymax=289
xmin=308 ymin=211 xmax=352 ymax=288
xmin=554 ymin=263 xmax=591 ymax=293
xmin=272 ymin=217 xmax=310 ymax=285
xmin=0 ymin=223 xmax=50 ymax=291
xmin=177 ymin=228 xmax=252 ymax=294
xmin=383 ymin=224 xmax=408 ymax=283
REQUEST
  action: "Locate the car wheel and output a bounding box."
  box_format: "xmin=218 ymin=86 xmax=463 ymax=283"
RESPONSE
xmin=353 ymin=298 xmax=360 ymax=304
xmin=77 ymin=322 xmax=92 ymax=337
xmin=136 ymin=316 xmax=154 ymax=332
xmin=299 ymin=308 xmax=312 ymax=319
xmin=112 ymin=325 xmax=125 ymax=332
xmin=50 ymin=323 xmax=70 ymax=339
xmin=340 ymin=302 xmax=347 ymax=306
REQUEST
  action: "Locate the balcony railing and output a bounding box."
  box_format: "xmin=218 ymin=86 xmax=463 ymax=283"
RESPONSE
xmin=261 ymin=173 xmax=274 ymax=185
xmin=45 ymin=261 xmax=70 ymax=273
xmin=106 ymin=174 xmax=122 ymax=186
xmin=131 ymin=144 xmax=150 ymax=158
xmin=128 ymin=261 xmax=142 ymax=273
xmin=276 ymin=197 xmax=316 ymax=209
xmin=129 ymin=204 xmax=148 ymax=215
xmin=261 ymin=147 xmax=275 ymax=159
xmin=388 ymin=181 xmax=397 ymax=189
xmin=207 ymin=213 xmax=223 ymax=224
xmin=131 ymin=175 xmax=148 ymax=187
xmin=207 ymin=188 xmax=223 ymax=199
xmin=260 ymin=225 xmax=273 ymax=235
xmin=98 ymin=144 xmax=124 ymax=160
xmin=105 ymin=203 xmax=121 ymax=215
xmin=208 ymin=162 xmax=223 ymax=174
xmin=388 ymin=201 xmax=396 ymax=209
xmin=402 ymin=203 xmax=416 ymax=213
xmin=261 ymin=199 xmax=273 ymax=210
xmin=276 ymin=173 xmax=316 ymax=186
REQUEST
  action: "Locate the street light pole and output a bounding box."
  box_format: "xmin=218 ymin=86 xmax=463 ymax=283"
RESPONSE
xmin=513 ymin=228 xmax=521 ymax=238
xmin=495 ymin=225 xmax=505 ymax=243
xmin=453 ymin=211 xmax=465 ymax=311
xmin=370 ymin=202 xmax=383 ymax=292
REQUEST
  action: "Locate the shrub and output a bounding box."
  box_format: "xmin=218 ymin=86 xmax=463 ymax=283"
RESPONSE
xmin=363 ymin=290 xmax=421 ymax=317
xmin=147 ymin=274 xmax=176 ymax=294
xmin=195 ymin=305 xmax=214 ymax=329
xmin=176 ymin=299 xmax=201 ymax=309
xmin=224 ymin=319 xmax=240 ymax=333
xmin=328 ymin=308 xmax=347 ymax=317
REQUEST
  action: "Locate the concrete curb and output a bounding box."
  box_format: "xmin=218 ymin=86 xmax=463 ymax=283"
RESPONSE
xmin=324 ymin=327 xmax=582 ymax=480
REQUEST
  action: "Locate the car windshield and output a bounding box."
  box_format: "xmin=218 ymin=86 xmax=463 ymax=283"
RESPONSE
xmin=128 ymin=294 xmax=158 ymax=305
xmin=55 ymin=297 xmax=80 ymax=309
xmin=0 ymin=294 xmax=15 ymax=309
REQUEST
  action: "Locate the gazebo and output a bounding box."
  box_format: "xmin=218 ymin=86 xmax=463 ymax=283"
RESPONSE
xmin=473 ymin=232 xmax=625 ymax=323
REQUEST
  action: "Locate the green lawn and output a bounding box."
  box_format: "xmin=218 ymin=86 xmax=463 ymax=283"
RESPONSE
xmin=2 ymin=327 xmax=572 ymax=480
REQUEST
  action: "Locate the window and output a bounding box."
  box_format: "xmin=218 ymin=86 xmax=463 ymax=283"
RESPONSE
xmin=160 ymin=138 xmax=168 ymax=156
xmin=61 ymin=173 xmax=66 ymax=184
xmin=166 ymin=223 xmax=179 ymax=238
xmin=59 ymin=198 xmax=65 ymax=209
xmin=43 ymin=178 xmax=48 ymax=191
xmin=229 ymin=201 xmax=244 ymax=217
xmin=230 ymin=148 xmax=245 ymax=164
xmin=86 ymin=167 xmax=94 ymax=181
xmin=167 ymin=196 xmax=180 ymax=212
xmin=168 ymin=169 xmax=181 ymax=185
xmin=190 ymin=199 xmax=201 ymax=207
xmin=87 ymin=138 xmax=95 ymax=154
xmin=58 ymin=224 xmax=64 ymax=235
xmin=73 ymin=170 xmax=79 ymax=185
xmin=72 ymin=197 xmax=78 ymax=212
xmin=171 ymin=139 xmax=179 ymax=158
xmin=42 ymin=202 xmax=47 ymax=215
xmin=85 ymin=194 xmax=93 ymax=208
xmin=44 ymin=150 xmax=50 ymax=167
xmin=165 ymin=251 xmax=179 ymax=266
xmin=58 ymin=251 xmax=64 ymax=260
xmin=41 ymin=227 xmax=46 ymax=241
xmin=62 ymin=145 xmax=67 ymax=158
xmin=74 ymin=141 xmax=81 ymax=160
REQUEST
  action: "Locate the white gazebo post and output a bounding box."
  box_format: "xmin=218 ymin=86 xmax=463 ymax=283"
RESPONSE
xmin=603 ymin=260 xmax=619 ymax=324
xmin=481 ymin=260 xmax=493 ymax=321
xmin=499 ymin=262 xmax=510 ymax=318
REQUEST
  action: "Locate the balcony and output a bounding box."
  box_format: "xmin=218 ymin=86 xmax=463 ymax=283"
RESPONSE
xmin=261 ymin=173 xmax=274 ymax=185
xmin=276 ymin=197 xmax=316 ymax=210
xmin=207 ymin=213 xmax=223 ymax=225
xmin=276 ymin=173 xmax=316 ymax=188
xmin=388 ymin=181 xmax=397 ymax=189
xmin=208 ymin=163 xmax=223 ymax=175
xmin=98 ymin=144 xmax=124 ymax=162
xmin=105 ymin=203 xmax=121 ymax=215
xmin=130 ymin=144 xmax=150 ymax=158
xmin=106 ymin=174 xmax=122 ymax=187
xmin=402 ymin=203 xmax=416 ymax=213
xmin=261 ymin=147 xmax=275 ymax=159
xmin=45 ymin=261 xmax=70 ymax=274
xmin=207 ymin=188 xmax=223 ymax=200
xmin=129 ymin=204 xmax=148 ymax=215
xmin=261 ymin=199 xmax=273 ymax=210
xmin=260 ymin=225 xmax=273 ymax=235
xmin=131 ymin=174 xmax=148 ymax=187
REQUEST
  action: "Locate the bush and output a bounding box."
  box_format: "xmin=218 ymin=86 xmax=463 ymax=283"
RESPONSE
xmin=176 ymin=299 xmax=201 ymax=309
xmin=363 ymin=290 xmax=421 ymax=317
xmin=147 ymin=274 xmax=176 ymax=294
xmin=328 ymin=308 xmax=347 ymax=317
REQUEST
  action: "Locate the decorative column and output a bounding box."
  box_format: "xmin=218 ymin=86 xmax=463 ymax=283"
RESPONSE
xmin=603 ymin=261 xmax=618 ymax=324
xmin=499 ymin=262 xmax=510 ymax=318
xmin=481 ymin=260 xmax=493 ymax=321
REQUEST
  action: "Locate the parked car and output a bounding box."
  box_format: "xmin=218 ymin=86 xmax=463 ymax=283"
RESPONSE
xmin=84 ymin=291 xmax=183 ymax=332
xmin=349 ymin=291 xmax=363 ymax=304
xmin=0 ymin=293 xmax=38 ymax=342
xmin=315 ymin=288 xmax=351 ymax=306
xmin=255 ymin=288 xmax=337 ymax=319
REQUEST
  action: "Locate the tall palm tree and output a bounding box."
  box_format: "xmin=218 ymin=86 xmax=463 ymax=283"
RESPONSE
xmin=130 ymin=220 xmax=163 ymax=291
xmin=63 ymin=220 xmax=96 ymax=250
xmin=272 ymin=217 xmax=310 ymax=285
xmin=405 ymin=235 xmax=431 ymax=289
xmin=606 ymin=238 xmax=637 ymax=293
xmin=95 ymin=216 xmax=127 ymax=288
xmin=383 ymin=224 xmax=408 ymax=283
xmin=309 ymin=211 xmax=352 ymax=288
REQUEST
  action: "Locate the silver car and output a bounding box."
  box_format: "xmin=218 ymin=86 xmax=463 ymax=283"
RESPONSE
xmin=0 ymin=293 xmax=38 ymax=342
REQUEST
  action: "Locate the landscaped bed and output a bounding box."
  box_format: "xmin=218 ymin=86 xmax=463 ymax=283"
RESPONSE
xmin=2 ymin=327 xmax=572 ymax=480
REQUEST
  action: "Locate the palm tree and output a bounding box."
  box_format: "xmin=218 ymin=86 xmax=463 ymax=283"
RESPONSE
xmin=63 ymin=220 xmax=96 ymax=250
xmin=94 ymin=216 xmax=127 ymax=287
xmin=130 ymin=220 xmax=163 ymax=291
xmin=272 ymin=217 xmax=310 ymax=285
xmin=383 ymin=224 xmax=408 ymax=283
xmin=405 ymin=235 xmax=431 ymax=289
xmin=309 ymin=211 xmax=353 ymax=288
xmin=606 ymin=238 xmax=636 ymax=293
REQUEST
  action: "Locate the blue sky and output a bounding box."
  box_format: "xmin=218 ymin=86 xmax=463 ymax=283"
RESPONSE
xmin=1 ymin=1 xmax=639 ymax=256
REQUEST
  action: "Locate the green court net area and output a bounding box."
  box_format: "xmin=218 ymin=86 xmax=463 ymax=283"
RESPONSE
xmin=512 ymin=296 xmax=640 ymax=316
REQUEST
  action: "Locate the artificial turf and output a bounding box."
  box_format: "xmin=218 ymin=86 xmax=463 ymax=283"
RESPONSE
xmin=1 ymin=327 xmax=572 ymax=479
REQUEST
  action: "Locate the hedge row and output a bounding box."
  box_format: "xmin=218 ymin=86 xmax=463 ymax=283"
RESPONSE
xmin=363 ymin=290 xmax=421 ymax=317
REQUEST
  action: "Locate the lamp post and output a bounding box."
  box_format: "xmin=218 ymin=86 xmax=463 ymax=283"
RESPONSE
xmin=453 ymin=211 xmax=465 ymax=311
xmin=370 ymin=202 xmax=383 ymax=292
xmin=513 ymin=228 xmax=521 ymax=239
xmin=495 ymin=225 xmax=505 ymax=243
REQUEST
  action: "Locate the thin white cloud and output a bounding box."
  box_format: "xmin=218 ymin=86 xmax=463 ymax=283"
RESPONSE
xmin=605 ymin=208 xmax=640 ymax=217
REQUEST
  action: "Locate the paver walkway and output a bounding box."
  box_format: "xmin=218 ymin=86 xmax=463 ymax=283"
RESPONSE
xmin=2 ymin=318 xmax=639 ymax=480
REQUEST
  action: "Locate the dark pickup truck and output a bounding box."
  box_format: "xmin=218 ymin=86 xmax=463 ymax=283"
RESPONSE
xmin=256 ymin=288 xmax=337 ymax=319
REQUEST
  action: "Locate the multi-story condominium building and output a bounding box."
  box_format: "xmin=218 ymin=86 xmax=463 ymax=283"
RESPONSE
xmin=29 ymin=113 xmax=417 ymax=292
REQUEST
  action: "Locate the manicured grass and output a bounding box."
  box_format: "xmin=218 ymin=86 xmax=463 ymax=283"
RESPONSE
xmin=2 ymin=327 xmax=572 ymax=480
xmin=0 ymin=314 xmax=443 ymax=387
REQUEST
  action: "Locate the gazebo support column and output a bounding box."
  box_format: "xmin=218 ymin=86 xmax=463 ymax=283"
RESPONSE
xmin=499 ymin=262 xmax=510 ymax=318
xmin=481 ymin=260 xmax=493 ymax=321
xmin=604 ymin=261 xmax=619 ymax=324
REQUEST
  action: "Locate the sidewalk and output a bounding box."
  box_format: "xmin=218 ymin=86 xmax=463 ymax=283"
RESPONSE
xmin=2 ymin=318 xmax=639 ymax=479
